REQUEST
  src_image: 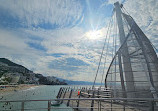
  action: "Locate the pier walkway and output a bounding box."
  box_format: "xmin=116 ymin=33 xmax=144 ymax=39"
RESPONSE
xmin=57 ymin=86 xmax=158 ymax=111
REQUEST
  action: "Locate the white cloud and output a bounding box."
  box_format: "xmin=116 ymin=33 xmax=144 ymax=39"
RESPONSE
xmin=0 ymin=0 xmax=83 ymax=27
xmin=0 ymin=29 xmax=46 ymax=70
xmin=123 ymin=0 xmax=158 ymax=46
xmin=0 ymin=29 xmax=27 ymax=51
xmin=23 ymin=27 xmax=85 ymax=54
xmin=0 ymin=26 xmax=109 ymax=82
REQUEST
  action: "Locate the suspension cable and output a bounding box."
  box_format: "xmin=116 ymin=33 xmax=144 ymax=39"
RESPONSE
xmin=92 ymin=10 xmax=114 ymax=89
xmin=100 ymin=15 xmax=114 ymax=87
xmin=102 ymin=11 xmax=118 ymax=88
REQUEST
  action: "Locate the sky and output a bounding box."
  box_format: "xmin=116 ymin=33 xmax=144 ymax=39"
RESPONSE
xmin=0 ymin=0 xmax=158 ymax=82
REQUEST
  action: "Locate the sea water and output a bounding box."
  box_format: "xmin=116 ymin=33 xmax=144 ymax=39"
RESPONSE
xmin=0 ymin=85 xmax=73 ymax=111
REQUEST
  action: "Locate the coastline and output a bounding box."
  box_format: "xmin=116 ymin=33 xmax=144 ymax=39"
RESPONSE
xmin=0 ymin=84 xmax=38 ymax=96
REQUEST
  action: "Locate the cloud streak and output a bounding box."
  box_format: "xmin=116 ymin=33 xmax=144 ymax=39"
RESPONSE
xmin=0 ymin=0 xmax=83 ymax=28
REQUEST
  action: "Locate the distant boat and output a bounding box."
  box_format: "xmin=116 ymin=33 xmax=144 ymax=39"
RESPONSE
xmin=51 ymin=101 xmax=61 ymax=106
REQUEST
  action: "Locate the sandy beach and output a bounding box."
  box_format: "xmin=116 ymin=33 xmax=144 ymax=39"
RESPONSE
xmin=0 ymin=84 xmax=38 ymax=96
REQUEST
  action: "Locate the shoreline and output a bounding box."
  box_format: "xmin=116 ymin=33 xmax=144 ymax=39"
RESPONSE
xmin=0 ymin=84 xmax=38 ymax=96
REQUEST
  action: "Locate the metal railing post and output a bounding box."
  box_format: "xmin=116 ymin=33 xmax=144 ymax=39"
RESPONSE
xmin=149 ymin=100 xmax=154 ymax=111
xmin=100 ymin=100 xmax=101 ymax=111
xmin=91 ymin=90 xmax=95 ymax=111
xmin=48 ymin=100 xmax=51 ymax=111
xmin=98 ymin=100 xmax=99 ymax=111
xmin=67 ymin=89 xmax=73 ymax=106
xmin=111 ymin=99 xmax=112 ymax=111
xmin=123 ymin=101 xmax=125 ymax=111
xmin=21 ymin=101 xmax=24 ymax=111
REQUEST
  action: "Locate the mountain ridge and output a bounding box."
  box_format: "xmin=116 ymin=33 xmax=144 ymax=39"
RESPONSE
xmin=57 ymin=77 xmax=101 ymax=85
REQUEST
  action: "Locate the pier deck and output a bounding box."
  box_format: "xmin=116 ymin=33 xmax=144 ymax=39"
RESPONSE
xmin=57 ymin=86 xmax=158 ymax=111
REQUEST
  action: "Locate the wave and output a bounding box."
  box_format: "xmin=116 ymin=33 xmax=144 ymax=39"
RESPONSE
xmin=21 ymin=86 xmax=39 ymax=92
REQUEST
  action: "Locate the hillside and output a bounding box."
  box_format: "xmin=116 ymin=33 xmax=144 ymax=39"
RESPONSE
xmin=0 ymin=58 xmax=24 ymax=67
xmin=0 ymin=58 xmax=67 ymax=85
xmin=0 ymin=58 xmax=30 ymax=73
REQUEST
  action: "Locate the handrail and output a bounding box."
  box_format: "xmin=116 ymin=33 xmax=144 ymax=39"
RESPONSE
xmin=1 ymin=98 xmax=158 ymax=102
xmin=0 ymin=98 xmax=157 ymax=111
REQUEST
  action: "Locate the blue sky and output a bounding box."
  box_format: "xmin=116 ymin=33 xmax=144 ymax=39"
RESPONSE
xmin=0 ymin=0 xmax=158 ymax=82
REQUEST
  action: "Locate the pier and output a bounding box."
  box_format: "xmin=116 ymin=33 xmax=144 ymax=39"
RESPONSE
xmin=56 ymin=86 xmax=158 ymax=111
xmin=0 ymin=86 xmax=158 ymax=111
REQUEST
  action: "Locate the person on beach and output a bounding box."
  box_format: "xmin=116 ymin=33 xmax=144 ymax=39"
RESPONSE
xmin=77 ymin=91 xmax=80 ymax=96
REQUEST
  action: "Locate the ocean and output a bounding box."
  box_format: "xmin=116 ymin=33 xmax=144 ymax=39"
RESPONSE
xmin=0 ymin=85 xmax=73 ymax=111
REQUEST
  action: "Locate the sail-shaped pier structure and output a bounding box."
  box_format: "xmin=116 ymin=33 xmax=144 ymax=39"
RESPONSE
xmin=105 ymin=2 xmax=158 ymax=99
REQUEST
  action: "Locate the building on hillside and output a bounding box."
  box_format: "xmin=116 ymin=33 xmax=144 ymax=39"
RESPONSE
xmin=25 ymin=73 xmax=39 ymax=84
xmin=46 ymin=76 xmax=57 ymax=82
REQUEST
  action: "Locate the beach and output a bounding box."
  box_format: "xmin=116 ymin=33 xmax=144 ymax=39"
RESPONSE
xmin=0 ymin=84 xmax=38 ymax=96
